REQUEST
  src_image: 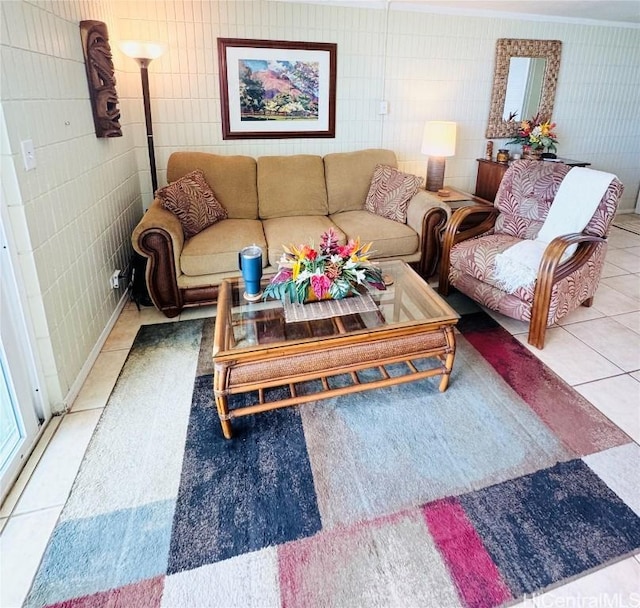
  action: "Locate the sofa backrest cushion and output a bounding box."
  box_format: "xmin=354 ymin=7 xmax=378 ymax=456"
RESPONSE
xmin=494 ymin=160 xmax=571 ymax=239
xmin=167 ymin=152 xmax=258 ymax=219
xmin=494 ymin=160 xmax=622 ymax=239
xmin=324 ymin=149 xmax=398 ymax=215
xmin=257 ymin=155 xmax=328 ymax=219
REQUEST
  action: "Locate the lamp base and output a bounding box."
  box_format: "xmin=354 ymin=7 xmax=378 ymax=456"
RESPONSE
xmin=426 ymin=157 xmax=446 ymax=192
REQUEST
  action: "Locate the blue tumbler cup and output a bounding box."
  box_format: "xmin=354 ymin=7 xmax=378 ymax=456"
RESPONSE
xmin=238 ymin=245 xmax=263 ymax=301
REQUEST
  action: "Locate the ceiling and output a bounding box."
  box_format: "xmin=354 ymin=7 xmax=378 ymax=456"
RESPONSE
xmin=287 ymin=0 xmax=640 ymax=26
xmin=391 ymin=1 xmax=640 ymax=26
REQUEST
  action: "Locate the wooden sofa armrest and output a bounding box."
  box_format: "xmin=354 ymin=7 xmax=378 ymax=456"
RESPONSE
xmin=528 ymin=233 xmax=606 ymax=348
xmin=438 ymin=205 xmax=499 ymax=295
xmin=131 ymin=199 xmax=186 ymax=317
xmin=405 ymin=191 xmax=450 ymax=278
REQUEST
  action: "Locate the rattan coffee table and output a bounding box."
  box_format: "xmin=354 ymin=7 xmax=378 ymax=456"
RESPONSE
xmin=213 ymin=260 xmax=459 ymax=438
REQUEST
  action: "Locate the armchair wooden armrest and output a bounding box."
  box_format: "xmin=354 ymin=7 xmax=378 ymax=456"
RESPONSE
xmin=528 ymin=233 xmax=606 ymax=348
xmin=438 ymin=205 xmax=499 ymax=295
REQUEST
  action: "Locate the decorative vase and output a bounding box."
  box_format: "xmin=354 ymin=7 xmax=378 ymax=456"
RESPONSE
xmin=304 ymin=285 xmax=357 ymax=303
xmin=496 ymin=149 xmax=509 ymax=164
xmin=522 ymin=145 xmax=542 ymax=160
xmin=304 ymin=287 xmax=334 ymax=303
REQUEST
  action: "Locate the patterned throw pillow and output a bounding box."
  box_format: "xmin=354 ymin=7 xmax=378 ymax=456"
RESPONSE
xmin=156 ymin=169 xmax=227 ymax=238
xmin=364 ymin=164 xmax=424 ymax=223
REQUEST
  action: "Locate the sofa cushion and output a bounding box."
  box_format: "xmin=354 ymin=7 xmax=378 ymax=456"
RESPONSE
xmin=180 ymin=219 xmax=266 ymax=276
xmin=324 ymin=149 xmax=398 ymax=215
xmin=167 ymin=152 xmax=258 ymax=220
xmin=329 ymin=210 xmax=419 ymax=258
xmin=450 ymin=241 xmax=608 ymax=324
xmin=495 ymin=160 xmax=622 ymax=240
xmin=257 ymin=155 xmax=328 ymax=219
xmin=449 ymin=233 xmax=535 ymax=301
xmin=262 ymin=216 xmax=346 ymax=267
xmin=156 ymin=169 xmax=228 ymax=239
xmin=494 ymin=159 xmax=571 ymax=239
xmin=364 ymin=164 xmax=423 ymax=223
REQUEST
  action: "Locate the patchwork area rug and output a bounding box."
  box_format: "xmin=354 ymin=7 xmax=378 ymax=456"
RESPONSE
xmin=25 ymin=305 xmax=640 ymax=607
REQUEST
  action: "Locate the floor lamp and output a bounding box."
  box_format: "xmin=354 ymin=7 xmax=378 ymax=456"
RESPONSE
xmin=119 ymin=41 xmax=167 ymax=193
xmin=421 ymin=121 xmax=457 ymax=193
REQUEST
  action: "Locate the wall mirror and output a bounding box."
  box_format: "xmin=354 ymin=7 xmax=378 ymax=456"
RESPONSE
xmin=486 ymin=38 xmax=562 ymax=139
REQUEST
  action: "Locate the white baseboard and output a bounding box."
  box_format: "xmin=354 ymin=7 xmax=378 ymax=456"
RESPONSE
xmin=62 ymin=291 xmax=130 ymax=412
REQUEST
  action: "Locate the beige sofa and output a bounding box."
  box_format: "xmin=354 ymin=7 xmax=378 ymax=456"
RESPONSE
xmin=132 ymin=148 xmax=450 ymax=317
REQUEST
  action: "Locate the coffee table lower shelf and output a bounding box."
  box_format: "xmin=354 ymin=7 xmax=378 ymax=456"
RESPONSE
xmin=213 ymin=325 xmax=455 ymax=439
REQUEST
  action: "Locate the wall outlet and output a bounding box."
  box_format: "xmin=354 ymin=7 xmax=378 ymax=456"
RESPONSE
xmin=111 ymin=270 xmax=122 ymax=289
xmin=378 ymin=100 xmax=389 ymax=115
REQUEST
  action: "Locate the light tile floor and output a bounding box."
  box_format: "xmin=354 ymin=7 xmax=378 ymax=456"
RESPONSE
xmin=1 ymin=226 xmax=639 ymax=607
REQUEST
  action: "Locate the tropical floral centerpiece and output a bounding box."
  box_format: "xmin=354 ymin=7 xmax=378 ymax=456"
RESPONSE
xmin=507 ymin=114 xmax=558 ymax=153
xmin=263 ymin=228 xmax=386 ymax=303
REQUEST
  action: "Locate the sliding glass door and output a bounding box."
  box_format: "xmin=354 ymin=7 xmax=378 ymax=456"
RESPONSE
xmin=0 ymin=218 xmax=44 ymax=504
xmin=0 ymin=343 xmax=39 ymax=493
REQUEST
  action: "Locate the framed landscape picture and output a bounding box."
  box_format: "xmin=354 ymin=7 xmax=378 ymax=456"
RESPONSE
xmin=217 ymin=38 xmax=337 ymax=139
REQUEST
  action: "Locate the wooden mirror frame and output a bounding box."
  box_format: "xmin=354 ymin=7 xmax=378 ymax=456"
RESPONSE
xmin=486 ymin=38 xmax=562 ymax=139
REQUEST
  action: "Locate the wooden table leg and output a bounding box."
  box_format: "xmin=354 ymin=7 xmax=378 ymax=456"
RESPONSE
xmin=213 ymin=367 xmax=233 ymax=439
xmin=438 ymin=326 xmax=456 ymax=392
xmin=215 ymin=393 xmax=233 ymax=439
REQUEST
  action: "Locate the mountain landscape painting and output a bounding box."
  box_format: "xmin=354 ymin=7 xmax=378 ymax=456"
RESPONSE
xmin=238 ymin=58 xmax=319 ymax=121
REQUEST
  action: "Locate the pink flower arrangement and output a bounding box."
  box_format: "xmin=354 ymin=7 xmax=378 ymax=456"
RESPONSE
xmin=263 ymin=228 xmax=385 ymax=303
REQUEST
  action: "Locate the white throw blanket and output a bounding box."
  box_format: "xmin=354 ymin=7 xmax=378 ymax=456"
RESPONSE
xmin=494 ymin=167 xmax=615 ymax=293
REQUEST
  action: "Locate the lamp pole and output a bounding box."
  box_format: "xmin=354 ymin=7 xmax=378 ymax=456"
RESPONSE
xmin=138 ymin=59 xmax=158 ymax=192
xmin=119 ymin=41 xmax=166 ymax=195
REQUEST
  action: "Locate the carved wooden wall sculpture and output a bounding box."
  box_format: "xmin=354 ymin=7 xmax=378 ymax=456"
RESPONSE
xmin=79 ymin=20 xmax=122 ymax=138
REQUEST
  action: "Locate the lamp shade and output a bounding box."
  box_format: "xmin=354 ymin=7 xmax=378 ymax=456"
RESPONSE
xmin=119 ymin=40 xmax=167 ymax=61
xmin=421 ymin=121 xmax=457 ymax=157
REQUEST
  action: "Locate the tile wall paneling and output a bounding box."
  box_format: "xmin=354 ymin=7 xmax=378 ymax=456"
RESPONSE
xmin=118 ymin=1 xmax=639 ymax=208
xmin=1 ymin=0 xmax=143 ymax=411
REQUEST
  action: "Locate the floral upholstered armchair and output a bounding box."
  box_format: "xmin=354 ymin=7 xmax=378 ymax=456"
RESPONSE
xmin=438 ymin=160 xmax=624 ymax=348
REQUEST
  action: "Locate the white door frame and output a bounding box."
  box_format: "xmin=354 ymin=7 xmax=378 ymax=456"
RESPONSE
xmin=0 ymin=201 xmax=49 ymax=503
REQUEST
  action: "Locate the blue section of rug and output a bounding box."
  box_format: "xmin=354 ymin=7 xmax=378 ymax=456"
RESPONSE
xmin=460 ymin=458 xmax=640 ymax=597
xmin=26 ymin=500 xmax=175 ymax=607
xmin=167 ymin=375 xmax=322 ymax=574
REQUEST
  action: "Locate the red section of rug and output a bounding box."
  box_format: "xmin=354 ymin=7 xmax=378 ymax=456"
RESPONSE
xmin=461 ymin=325 xmax=630 ymax=456
xmin=46 ymin=576 xmax=164 ymax=608
xmin=423 ymin=498 xmax=512 ymax=608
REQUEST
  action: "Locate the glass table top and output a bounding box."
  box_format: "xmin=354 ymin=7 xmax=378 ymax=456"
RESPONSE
xmin=214 ymin=260 xmax=459 ymax=356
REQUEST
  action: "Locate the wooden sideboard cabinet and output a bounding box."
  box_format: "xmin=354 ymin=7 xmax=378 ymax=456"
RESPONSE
xmin=475 ymin=158 xmax=592 ymax=203
xmin=475 ymin=159 xmax=508 ymax=202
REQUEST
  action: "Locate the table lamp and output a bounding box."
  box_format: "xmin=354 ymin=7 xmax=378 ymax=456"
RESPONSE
xmin=421 ymin=121 xmax=457 ymax=193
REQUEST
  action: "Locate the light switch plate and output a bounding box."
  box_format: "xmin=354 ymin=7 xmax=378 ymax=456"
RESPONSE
xmin=21 ymin=139 xmax=36 ymax=171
